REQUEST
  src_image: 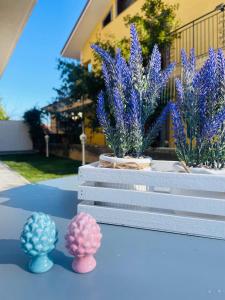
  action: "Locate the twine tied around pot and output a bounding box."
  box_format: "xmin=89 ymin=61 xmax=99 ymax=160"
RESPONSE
xmin=99 ymin=159 xmax=150 ymax=170
xmin=180 ymin=161 xmax=190 ymax=173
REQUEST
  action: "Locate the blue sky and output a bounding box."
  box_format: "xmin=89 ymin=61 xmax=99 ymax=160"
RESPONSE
xmin=0 ymin=0 xmax=87 ymax=120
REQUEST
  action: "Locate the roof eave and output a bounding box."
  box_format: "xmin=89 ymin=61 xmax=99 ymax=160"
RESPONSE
xmin=61 ymin=0 xmax=111 ymax=61
xmin=0 ymin=0 xmax=37 ymax=76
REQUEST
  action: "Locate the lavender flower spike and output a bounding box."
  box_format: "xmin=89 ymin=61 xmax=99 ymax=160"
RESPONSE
xmin=171 ymin=48 xmax=225 ymax=168
xmin=96 ymin=91 xmax=108 ymax=130
xmin=92 ymin=24 xmax=174 ymax=158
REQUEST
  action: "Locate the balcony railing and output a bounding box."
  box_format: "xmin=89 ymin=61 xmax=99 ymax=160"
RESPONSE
xmin=162 ymin=4 xmax=225 ymax=103
xmin=170 ymin=4 xmax=225 ymax=64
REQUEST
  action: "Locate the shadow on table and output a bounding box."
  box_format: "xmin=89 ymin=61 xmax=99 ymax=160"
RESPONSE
xmin=51 ymin=247 xmax=73 ymax=272
xmin=0 ymin=239 xmax=73 ymax=272
xmin=0 ymin=181 xmax=79 ymax=219
xmin=0 ymin=239 xmax=27 ymax=271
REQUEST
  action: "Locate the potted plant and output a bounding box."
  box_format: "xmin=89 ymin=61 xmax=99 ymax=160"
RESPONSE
xmin=170 ymin=48 xmax=225 ymax=174
xmin=91 ymin=24 xmax=175 ymax=170
xmin=77 ymin=45 xmax=225 ymax=236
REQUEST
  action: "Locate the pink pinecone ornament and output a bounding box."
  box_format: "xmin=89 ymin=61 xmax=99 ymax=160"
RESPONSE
xmin=65 ymin=212 xmax=102 ymax=273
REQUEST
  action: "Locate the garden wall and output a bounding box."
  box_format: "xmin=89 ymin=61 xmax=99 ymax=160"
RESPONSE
xmin=50 ymin=144 xmax=107 ymax=163
xmin=50 ymin=143 xmax=177 ymax=162
xmin=0 ymin=120 xmax=32 ymax=152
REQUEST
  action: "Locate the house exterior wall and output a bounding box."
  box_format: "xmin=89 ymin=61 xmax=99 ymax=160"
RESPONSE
xmin=81 ymin=0 xmax=144 ymax=65
xmin=85 ymin=127 xmax=106 ymax=145
xmin=0 ymin=121 xmax=33 ymax=152
xmin=78 ymin=0 xmax=224 ymax=146
xmin=81 ymin=0 xmax=223 ymax=66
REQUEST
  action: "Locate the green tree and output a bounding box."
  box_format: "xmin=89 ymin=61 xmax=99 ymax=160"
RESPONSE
xmin=0 ymin=100 xmax=9 ymax=120
xmin=120 ymin=0 xmax=179 ymax=64
xmin=55 ymin=59 xmax=103 ymax=101
xmin=93 ymin=0 xmax=179 ymax=67
xmin=54 ymin=59 xmax=104 ymax=128
xmin=23 ymin=107 xmax=46 ymax=151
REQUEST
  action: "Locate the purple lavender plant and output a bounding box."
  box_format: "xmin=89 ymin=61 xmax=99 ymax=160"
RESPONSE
xmin=170 ymin=48 xmax=225 ymax=169
xmin=92 ymin=24 xmax=175 ymax=158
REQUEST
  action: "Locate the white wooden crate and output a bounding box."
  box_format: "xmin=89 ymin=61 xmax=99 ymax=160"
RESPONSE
xmin=78 ymin=161 xmax=225 ymax=239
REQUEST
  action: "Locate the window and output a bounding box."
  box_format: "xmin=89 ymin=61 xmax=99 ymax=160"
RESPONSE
xmin=117 ymin=0 xmax=135 ymax=15
xmin=103 ymin=9 xmax=112 ymax=27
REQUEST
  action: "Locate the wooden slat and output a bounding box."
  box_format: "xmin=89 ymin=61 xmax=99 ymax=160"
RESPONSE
xmin=78 ymin=201 xmax=225 ymax=240
xmin=78 ymin=185 xmax=225 ymax=216
xmin=78 ymin=163 xmax=225 ymax=192
xmin=78 ymin=161 xmax=225 ymax=238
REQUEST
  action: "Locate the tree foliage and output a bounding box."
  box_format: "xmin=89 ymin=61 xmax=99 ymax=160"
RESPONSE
xmin=120 ymin=0 xmax=179 ymax=64
xmin=50 ymin=109 xmax=82 ymax=144
xmin=0 ymin=100 xmax=9 ymax=120
xmin=54 ymin=59 xmax=104 ymax=128
xmin=23 ymin=107 xmax=46 ymax=151
xmin=93 ymin=0 xmax=179 ymax=68
xmin=55 ymin=59 xmax=103 ymax=101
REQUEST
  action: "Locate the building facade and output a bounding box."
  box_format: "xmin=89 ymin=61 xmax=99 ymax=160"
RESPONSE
xmin=61 ymin=0 xmax=225 ymax=146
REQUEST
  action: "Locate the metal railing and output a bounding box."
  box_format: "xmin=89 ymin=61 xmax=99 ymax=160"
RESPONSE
xmin=162 ymin=4 xmax=225 ymax=103
xmin=170 ymin=4 xmax=225 ymax=64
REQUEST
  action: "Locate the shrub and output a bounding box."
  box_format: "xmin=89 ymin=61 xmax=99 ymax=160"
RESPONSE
xmin=170 ymin=48 xmax=225 ymax=169
xmin=92 ymin=24 xmax=175 ymax=158
xmin=23 ymin=107 xmax=46 ymax=151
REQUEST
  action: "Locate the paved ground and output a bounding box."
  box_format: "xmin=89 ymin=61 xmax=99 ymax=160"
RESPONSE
xmin=0 ymin=162 xmax=29 ymax=191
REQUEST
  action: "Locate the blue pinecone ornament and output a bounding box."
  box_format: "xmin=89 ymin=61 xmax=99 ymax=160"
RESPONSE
xmin=20 ymin=212 xmax=58 ymax=273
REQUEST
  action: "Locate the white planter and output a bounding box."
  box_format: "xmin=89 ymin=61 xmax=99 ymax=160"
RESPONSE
xmin=78 ymin=160 xmax=225 ymax=239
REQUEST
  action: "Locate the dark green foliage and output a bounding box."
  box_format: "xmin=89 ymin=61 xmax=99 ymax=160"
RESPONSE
xmin=23 ymin=107 xmax=46 ymax=151
xmin=0 ymin=99 xmax=9 ymax=120
xmin=55 ymin=59 xmax=103 ymax=101
xmin=52 ymin=110 xmax=82 ymax=144
xmin=120 ymin=0 xmax=179 ymax=64
xmin=54 ymin=59 xmax=104 ymax=129
xmin=93 ymin=0 xmax=179 ymax=67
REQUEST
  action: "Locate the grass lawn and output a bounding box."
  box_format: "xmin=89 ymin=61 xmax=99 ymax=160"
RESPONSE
xmin=0 ymin=153 xmax=81 ymax=183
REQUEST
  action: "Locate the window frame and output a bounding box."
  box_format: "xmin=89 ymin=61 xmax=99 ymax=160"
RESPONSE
xmin=116 ymin=0 xmax=135 ymax=16
xmin=102 ymin=8 xmax=112 ymax=28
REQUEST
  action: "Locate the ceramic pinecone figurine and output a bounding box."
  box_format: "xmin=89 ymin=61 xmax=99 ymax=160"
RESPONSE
xmin=20 ymin=212 xmax=58 ymax=273
xmin=65 ymin=212 xmax=102 ymax=273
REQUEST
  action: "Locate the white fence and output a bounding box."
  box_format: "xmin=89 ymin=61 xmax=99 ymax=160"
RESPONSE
xmin=0 ymin=120 xmax=32 ymax=152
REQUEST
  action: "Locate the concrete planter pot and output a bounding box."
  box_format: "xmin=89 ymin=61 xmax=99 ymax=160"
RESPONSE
xmin=97 ymin=154 xmax=152 ymax=208
xmin=99 ymin=153 xmax=152 ymax=170
xmin=174 ymin=162 xmax=225 ymax=175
